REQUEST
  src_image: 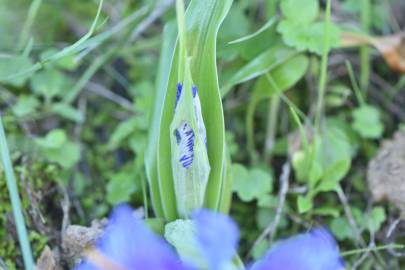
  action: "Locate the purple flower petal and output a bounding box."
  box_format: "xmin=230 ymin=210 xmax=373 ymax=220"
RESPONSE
xmin=192 ymin=86 xmax=197 ymax=98
xmin=250 ymin=227 xmax=345 ymax=270
xmin=193 ymin=209 xmax=239 ymax=270
xmin=75 ymin=204 xmax=188 ymax=270
xmin=175 ymin=83 xmax=183 ymax=109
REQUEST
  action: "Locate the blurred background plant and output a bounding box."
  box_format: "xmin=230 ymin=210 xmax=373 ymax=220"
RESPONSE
xmin=0 ymin=0 xmax=404 ymax=269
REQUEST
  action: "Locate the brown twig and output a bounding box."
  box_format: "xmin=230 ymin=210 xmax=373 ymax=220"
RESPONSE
xmin=336 ymin=185 xmax=366 ymax=247
xmin=129 ymin=0 xmax=174 ymax=42
xmin=85 ymin=81 xmax=133 ymax=111
xmin=247 ymin=162 xmax=290 ymax=258
xmin=60 ymin=186 xmax=71 ymax=243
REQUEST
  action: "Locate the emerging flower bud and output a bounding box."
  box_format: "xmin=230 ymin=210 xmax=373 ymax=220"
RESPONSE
xmin=170 ymin=83 xmax=210 ymax=217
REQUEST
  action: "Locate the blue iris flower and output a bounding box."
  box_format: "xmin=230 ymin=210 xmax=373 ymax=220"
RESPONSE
xmin=192 ymin=210 xmax=239 ymax=270
xmin=74 ymin=205 xmax=344 ymax=270
xmin=74 ymin=205 xmax=189 ymax=270
xmin=250 ymin=227 xmax=345 ymax=270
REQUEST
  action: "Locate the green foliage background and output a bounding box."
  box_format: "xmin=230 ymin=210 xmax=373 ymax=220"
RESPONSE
xmin=0 ymin=0 xmax=404 ymax=269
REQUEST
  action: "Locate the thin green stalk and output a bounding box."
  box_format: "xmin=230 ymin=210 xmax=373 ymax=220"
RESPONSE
xmin=360 ymin=0 xmax=371 ymax=93
xmin=345 ymin=60 xmax=366 ymax=106
xmin=289 ymin=106 xmax=309 ymax=157
xmin=264 ymin=74 xmax=309 ymax=122
xmin=137 ymin=155 xmax=149 ymax=219
xmin=314 ymin=0 xmax=332 ymax=131
xmin=63 ymin=4 xmax=162 ymax=104
xmin=264 ymin=95 xmax=280 ymax=163
xmin=176 ymin=0 xmax=187 ymax=81
xmin=341 ymin=244 xmax=404 ymax=257
xmin=389 ymin=75 xmax=405 ymax=100
xmin=2 ymin=0 xmax=104 ymax=82
xmin=18 ymin=0 xmax=43 ymax=50
xmin=63 ymin=47 xmax=115 ymax=104
xmin=0 ymin=116 xmax=34 ymax=270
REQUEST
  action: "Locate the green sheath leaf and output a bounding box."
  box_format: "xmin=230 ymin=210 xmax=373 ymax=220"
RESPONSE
xmin=156 ymin=0 xmax=232 ymax=220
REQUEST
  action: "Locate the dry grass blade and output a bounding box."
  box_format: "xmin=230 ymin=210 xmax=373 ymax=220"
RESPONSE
xmin=341 ymin=31 xmax=405 ymax=73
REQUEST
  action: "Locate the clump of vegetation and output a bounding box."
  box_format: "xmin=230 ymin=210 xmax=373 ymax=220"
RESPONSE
xmin=1 ymin=0 xmax=405 ymax=269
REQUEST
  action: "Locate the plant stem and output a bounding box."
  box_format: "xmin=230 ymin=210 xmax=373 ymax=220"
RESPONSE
xmin=360 ymin=0 xmax=371 ymax=93
xmin=0 ymin=116 xmax=34 ymax=270
xmin=264 ymin=95 xmax=280 ymax=163
xmin=341 ymin=244 xmax=404 ymax=257
xmin=345 ymin=60 xmax=366 ymax=106
xmin=18 ymin=0 xmax=43 ymax=50
xmin=314 ymin=0 xmax=332 ymax=131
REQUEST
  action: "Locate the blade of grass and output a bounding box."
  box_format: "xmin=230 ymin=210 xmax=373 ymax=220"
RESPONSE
xmin=18 ymin=0 xmax=43 ymax=50
xmin=341 ymin=244 xmax=404 ymax=257
xmin=1 ymin=0 xmax=104 ymax=82
xmin=0 ymin=116 xmax=34 ymax=270
xmin=345 ymin=60 xmax=366 ymax=106
xmin=145 ymin=22 xmax=177 ymax=218
xmin=360 ymin=0 xmax=371 ymax=92
xmin=228 ymin=15 xmax=278 ymax=45
xmin=314 ymin=0 xmax=332 ymax=131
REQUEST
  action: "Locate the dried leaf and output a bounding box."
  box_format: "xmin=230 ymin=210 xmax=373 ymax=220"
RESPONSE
xmin=341 ymin=32 xmax=405 ymax=73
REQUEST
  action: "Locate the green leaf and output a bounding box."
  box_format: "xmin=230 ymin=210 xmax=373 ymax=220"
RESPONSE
xmin=232 ymin=164 xmax=272 ymax=202
xmin=51 ymin=103 xmax=84 ymax=123
xmin=313 ymin=206 xmax=340 ymax=217
xmin=164 ymin=219 xmax=241 ymax=270
xmin=0 ymin=116 xmax=35 ymax=268
xmin=228 ymin=16 xmax=277 ymax=45
xmin=129 ymin=133 xmax=147 ymax=155
xmin=0 ymin=55 xmax=33 ymax=87
xmin=280 ymin=0 xmax=319 ymax=24
xmin=351 ymin=105 xmax=384 ymax=139
xmin=292 ymin=151 xmax=309 ymax=182
xmin=156 ymin=0 xmax=232 ymax=220
xmin=218 ymin=153 xmax=233 ymax=213
xmin=293 ymin=122 xmax=352 ymax=213
xmin=245 ymin=54 xmax=308 ymax=154
xmin=30 ymin=69 xmax=71 ymax=99
xmin=165 ymin=219 xmax=206 ymax=268
xmin=321 ymin=124 xmax=352 ymax=181
xmin=297 ymin=194 xmax=313 ymax=213
xmin=106 ymin=171 xmax=137 ymax=205
xmin=277 ymin=20 xmax=341 ymax=55
xmin=367 ymin=207 xmax=386 ymax=233
xmin=145 ymin=22 xmax=177 ymax=218
xmin=330 ymin=217 xmax=353 ymax=240
xmin=326 ymin=85 xmax=351 ymax=108
xmin=256 ymin=207 xmax=288 ymax=231
xmin=35 ymin=129 xmax=67 ymax=149
xmin=41 ymin=141 xmax=80 ymax=169
xmin=257 ymin=194 xmax=278 ymax=208
xmin=217 ymin=2 xmax=251 ymax=60
xmin=12 ymin=95 xmax=40 ymax=117
xmin=251 ymin=239 xmax=270 ymax=260
xmin=322 ymin=159 xmax=351 ymax=184
xmin=292 ymin=137 xmax=322 ymax=185
xmin=108 ymin=117 xmax=137 ymax=149
xmin=169 ymin=23 xmax=211 ymax=218
xmin=221 ymin=45 xmax=299 ymax=95
xmin=35 ymin=129 xmax=80 ymax=169
xmin=40 ymin=49 xmax=79 ymax=70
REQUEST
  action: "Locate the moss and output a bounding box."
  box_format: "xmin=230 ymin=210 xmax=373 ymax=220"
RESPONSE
xmin=0 ymin=161 xmax=60 ymax=268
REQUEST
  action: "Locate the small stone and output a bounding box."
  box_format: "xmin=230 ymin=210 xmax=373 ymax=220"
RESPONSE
xmin=62 ymin=219 xmax=106 ymax=262
xmin=367 ymin=130 xmax=405 ymax=216
xmin=35 ymin=246 xmax=62 ymax=270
